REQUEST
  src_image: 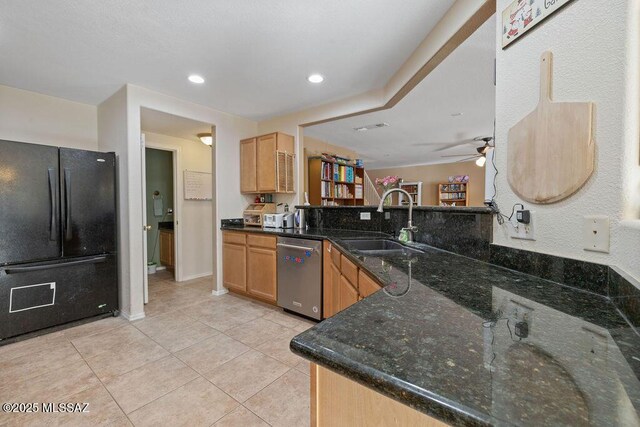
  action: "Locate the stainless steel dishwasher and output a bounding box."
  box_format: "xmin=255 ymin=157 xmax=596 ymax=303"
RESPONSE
xmin=277 ymin=236 xmax=322 ymax=320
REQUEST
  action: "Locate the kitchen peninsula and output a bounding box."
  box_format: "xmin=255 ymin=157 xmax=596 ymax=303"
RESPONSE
xmin=221 ymin=215 xmax=640 ymax=426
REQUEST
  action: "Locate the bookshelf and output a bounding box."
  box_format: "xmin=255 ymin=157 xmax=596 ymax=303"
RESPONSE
xmin=398 ymin=181 xmax=423 ymax=206
xmin=438 ymin=182 xmax=469 ymax=206
xmin=308 ymin=157 xmax=365 ymax=206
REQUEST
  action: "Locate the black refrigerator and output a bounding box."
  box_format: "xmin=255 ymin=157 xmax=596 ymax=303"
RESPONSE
xmin=0 ymin=139 xmax=119 ymax=341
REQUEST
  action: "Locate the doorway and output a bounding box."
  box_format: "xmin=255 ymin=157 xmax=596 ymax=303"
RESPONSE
xmin=145 ymin=147 xmax=177 ymax=280
xmin=140 ymin=108 xmax=216 ymax=311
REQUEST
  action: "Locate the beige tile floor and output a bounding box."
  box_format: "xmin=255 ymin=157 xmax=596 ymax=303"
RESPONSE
xmin=0 ymin=270 xmax=314 ymax=427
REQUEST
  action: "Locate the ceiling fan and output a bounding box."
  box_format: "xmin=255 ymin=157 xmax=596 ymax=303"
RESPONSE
xmin=440 ymin=136 xmax=494 ymax=166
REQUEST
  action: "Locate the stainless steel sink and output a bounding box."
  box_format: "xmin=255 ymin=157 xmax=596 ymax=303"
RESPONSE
xmin=342 ymin=239 xmax=424 ymax=255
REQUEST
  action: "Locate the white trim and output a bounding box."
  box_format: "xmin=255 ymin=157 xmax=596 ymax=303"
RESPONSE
xmin=121 ymin=310 xmax=146 ymax=321
xmin=212 ymin=288 xmax=229 ymax=296
xmin=180 ymin=272 xmax=213 ymax=281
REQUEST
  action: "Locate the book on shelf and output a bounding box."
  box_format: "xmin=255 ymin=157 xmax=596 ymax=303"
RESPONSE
xmin=355 ymin=184 xmax=363 ymax=199
xmin=439 ymin=192 xmax=466 ymax=200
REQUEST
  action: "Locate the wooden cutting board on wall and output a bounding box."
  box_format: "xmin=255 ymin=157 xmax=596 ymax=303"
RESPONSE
xmin=507 ymin=51 xmax=595 ymax=204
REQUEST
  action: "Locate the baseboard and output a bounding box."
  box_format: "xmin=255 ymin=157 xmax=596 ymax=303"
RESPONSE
xmin=212 ymin=288 xmax=229 ymax=297
xmin=181 ymin=272 xmax=213 ymax=281
xmin=121 ymin=310 xmax=146 ymax=321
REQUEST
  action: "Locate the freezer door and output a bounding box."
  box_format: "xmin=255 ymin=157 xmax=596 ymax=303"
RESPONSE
xmin=0 ymin=140 xmax=61 ymax=265
xmin=60 ymin=148 xmax=116 ymax=257
xmin=0 ymin=255 xmax=118 ymax=340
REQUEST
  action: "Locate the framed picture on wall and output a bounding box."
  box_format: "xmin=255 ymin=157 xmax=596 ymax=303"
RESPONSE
xmin=502 ymin=0 xmax=575 ymax=48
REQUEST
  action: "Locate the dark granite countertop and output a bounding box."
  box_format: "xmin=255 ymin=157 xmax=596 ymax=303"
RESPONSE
xmin=221 ymin=225 xmax=640 ymax=426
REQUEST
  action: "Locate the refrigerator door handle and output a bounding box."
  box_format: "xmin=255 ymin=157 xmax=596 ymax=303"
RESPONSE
xmin=3 ymin=256 xmax=107 ymax=274
xmin=64 ymin=169 xmax=72 ymax=241
xmin=48 ymin=168 xmax=57 ymax=241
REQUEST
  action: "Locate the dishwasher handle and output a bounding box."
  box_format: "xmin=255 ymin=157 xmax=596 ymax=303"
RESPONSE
xmin=277 ymin=243 xmax=318 ymax=253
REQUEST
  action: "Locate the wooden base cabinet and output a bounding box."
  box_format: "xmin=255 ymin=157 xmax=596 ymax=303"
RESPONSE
xmin=247 ymin=246 xmax=277 ymax=301
xmin=311 ymin=364 xmax=448 ymax=427
xmin=222 ymin=231 xmax=277 ymax=304
xmin=223 ymin=232 xmax=247 ymax=292
xmin=159 ymin=229 xmax=175 ymax=272
xmin=322 ymin=242 xmax=382 ymax=318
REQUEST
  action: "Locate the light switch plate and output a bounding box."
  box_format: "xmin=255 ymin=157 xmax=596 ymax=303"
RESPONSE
xmin=583 ymin=215 xmax=609 ymax=253
xmin=509 ymin=211 xmax=535 ymax=240
xmin=360 ymin=212 xmax=371 ymax=220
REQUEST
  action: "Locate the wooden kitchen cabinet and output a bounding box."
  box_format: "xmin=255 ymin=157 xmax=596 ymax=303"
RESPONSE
xmin=240 ymin=138 xmax=257 ymax=193
xmin=339 ymin=275 xmax=359 ymax=312
xmin=240 ymin=132 xmax=295 ymax=194
xmin=322 ymin=241 xmax=384 ymax=318
xmin=222 ymin=231 xmax=277 ymax=304
xmin=159 ymin=229 xmax=174 ymax=272
xmin=358 ymin=270 xmax=382 ymax=298
xmin=311 ymin=364 xmax=447 ymax=427
xmin=223 ymin=232 xmax=247 ymax=292
xmin=247 ymin=246 xmax=277 ymax=302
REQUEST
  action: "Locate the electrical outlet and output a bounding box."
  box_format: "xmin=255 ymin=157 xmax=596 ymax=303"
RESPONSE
xmin=385 ymin=212 xmax=391 ymax=220
xmin=583 ymin=215 xmax=609 ymax=253
xmin=509 ymin=211 xmax=535 ymax=240
xmin=360 ymin=212 xmax=371 ymax=220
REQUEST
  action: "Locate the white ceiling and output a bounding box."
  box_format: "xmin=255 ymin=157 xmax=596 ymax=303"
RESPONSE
xmin=141 ymin=107 xmax=213 ymax=143
xmin=1 ymin=0 xmax=455 ymax=121
xmin=305 ymin=17 xmax=496 ymax=170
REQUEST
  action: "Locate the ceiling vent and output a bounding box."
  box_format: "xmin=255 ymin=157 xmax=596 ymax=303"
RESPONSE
xmin=353 ymin=122 xmax=390 ymax=132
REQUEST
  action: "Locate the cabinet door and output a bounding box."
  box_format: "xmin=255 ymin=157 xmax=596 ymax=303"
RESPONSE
xmin=323 ymin=242 xmax=333 ymax=318
xmin=240 ymin=138 xmax=257 ymax=193
xmin=159 ymin=230 xmax=174 ymax=267
xmin=257 ymin=133 xmax=277 ymax=192
xmin=247 ymin=247 xmax=277 ymax=302
xmin=339 ymin=275 xmax=359 ymax=312
xmin=359 ymin=271 xmax=382 ymax=298
xmin=223 ymin=243 xmax=246 ymax=292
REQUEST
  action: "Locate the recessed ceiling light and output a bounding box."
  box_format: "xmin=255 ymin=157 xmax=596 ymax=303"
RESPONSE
xmin=188 ymin=75 xmax=205 ymax=84
xmin=307 ymin=74 xmax=324 ymax=83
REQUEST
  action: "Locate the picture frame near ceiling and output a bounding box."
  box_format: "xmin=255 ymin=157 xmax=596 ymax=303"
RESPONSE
xmin=501 ymin=0 xmax=575 ymax=48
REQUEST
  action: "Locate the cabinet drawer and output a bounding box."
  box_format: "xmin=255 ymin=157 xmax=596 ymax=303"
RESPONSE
xmin=223 ymin=231 xmax=246 ymax=245
xmin=340 ymin=255 xmax=358 ymax=288
xmin=247 ymin=234 xmax=277 ymax=249
xmin=330 ymin=245 xmax=341 ymax=268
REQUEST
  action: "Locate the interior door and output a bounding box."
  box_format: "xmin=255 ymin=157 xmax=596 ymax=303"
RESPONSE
xmin=59 ymin=148 xmax=116 ymax=257
xmin=141 ymin=134 xmax=149 ymax=304
xmin=0 ymin=140 xmax=61 ymax=265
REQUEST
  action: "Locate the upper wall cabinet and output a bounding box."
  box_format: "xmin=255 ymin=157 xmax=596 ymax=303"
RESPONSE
xmin=241 ymin=132 xmax=295 ymax=194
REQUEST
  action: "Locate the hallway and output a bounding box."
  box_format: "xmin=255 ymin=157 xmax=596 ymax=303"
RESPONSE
xmin=0 ymin=272 xmax=314 ymax=426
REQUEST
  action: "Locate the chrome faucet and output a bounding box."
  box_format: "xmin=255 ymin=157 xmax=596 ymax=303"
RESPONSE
xmin=377 ymin=188 xmax=418 ymax=243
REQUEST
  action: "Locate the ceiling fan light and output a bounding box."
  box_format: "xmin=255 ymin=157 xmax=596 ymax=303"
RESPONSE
xmin=476 ymin=156 xmax=486 ymax=167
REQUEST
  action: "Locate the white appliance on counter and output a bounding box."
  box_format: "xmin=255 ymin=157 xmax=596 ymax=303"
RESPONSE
xmin=263 ymin=213 xmax=295 ymax=229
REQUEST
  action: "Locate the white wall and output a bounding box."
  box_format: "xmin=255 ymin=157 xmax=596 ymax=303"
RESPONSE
xmin=97 ymin=87 xmax=131 ymax=317
xmin=493 ymin=0 xmax=640 ymax=281
xmin=98 ymin=85 xmax=257 ymax=320
xmin=144 ymin=132 xmax=214 ymax=281
xmin=0 ymin=85 xmax=97 ymax=150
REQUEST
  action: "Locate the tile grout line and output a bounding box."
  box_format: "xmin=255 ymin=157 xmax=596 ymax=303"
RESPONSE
xmin=69 ymin=339 xmax=135 ymax=426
